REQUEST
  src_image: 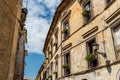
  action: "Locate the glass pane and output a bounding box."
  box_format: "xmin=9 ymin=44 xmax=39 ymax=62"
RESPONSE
xmin=116 ymin=38 xmax=120 ymax=45
xmin=114 ymin=27 xmax=120 ymax=45
xmin=64 ymin=22 xmax=69 ymax=29
xmin=84 ymin=1 xmax=90 ymax=10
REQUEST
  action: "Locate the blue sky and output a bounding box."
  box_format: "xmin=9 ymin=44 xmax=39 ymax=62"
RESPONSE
xmin=22 ymin=0 xmax=61 ymax=79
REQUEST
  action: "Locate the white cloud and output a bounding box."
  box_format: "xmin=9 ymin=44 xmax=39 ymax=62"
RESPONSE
xmin=23 ymin=0 xmax=61 ymax=54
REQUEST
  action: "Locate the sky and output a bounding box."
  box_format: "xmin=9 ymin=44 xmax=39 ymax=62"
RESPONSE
xmin=22 ymin=0 xmax=62 ymax=79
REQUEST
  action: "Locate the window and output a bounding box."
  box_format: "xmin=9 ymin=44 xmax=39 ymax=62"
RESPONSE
xmin=47 ymin=68 xmax=49 ymax=78
xmin=83 ymin=1 xmax=92 ymax=23
xmin=63 ymin=52 xmax=70 ymax=76
xmin=87 ymin=39 xmax=98 ymax=68
xmin=54 ymin=29 xmax=58 ymax=52
xmin=55 ymin=60 xmax=58 ymax=80
xmin=47 ymin=47 xmax=50 ymax=61
xmin=43 ymin=71 xmax=47 ymax=80
xmin=62 ymin=20 xmax=70 ymax=40
xmin=50 ymin=39 xmax=53 ymax=57
xmin=49 ymin=63 xmax=53 ymax=80
xmin=113 ymin=25 xmax=120 ymax=60
xmin=116 ymin=69 xmax=120 ymax=80
xmin=106 ymin=0 xmax=113 ymax=4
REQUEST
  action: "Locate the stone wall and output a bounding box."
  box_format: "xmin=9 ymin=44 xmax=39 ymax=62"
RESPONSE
xmin=0 ymin=0 xmax=22 ymax=80
xmin=36 ymin=0 xmax=120 ymax=80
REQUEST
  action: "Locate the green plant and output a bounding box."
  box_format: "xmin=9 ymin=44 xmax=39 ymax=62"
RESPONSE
xmin=62 ymin=64 xmax=69 ymax=68
xmin=62 ymin=27 xmax=68 ymax=33
xmin=53 ymin=71 xmax=57 ymax=74
xmin=53 ymin=42 xmax=57 ymax=46
xmin=48 ymin=51 xmax=52 ymax=54
xmin=86 ymin=54 xmax=95 ymax=61
xmin=48 ymin=75 xmax=52 ymax=78
xmin=82 ymin=10 xmax=89 ymax=17
xmin=45 ymin=78 xmax=48 ymax=80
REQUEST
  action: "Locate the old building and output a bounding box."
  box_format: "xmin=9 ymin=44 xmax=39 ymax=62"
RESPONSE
xmin=13 ymin=8 xmax=28 ymax=80
xmin=24 ymin=78 xmax=34 ymax=80
xmin=0 ymin=0 xmax=27 ymax=80
xmin=36 ymin=0 xmax=120 ymax=80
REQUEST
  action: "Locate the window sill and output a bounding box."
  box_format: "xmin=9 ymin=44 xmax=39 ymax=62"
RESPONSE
xmin=62 ymin=36 xmax=70 ymax=42
xmin=59 ymin=60 xmax=120 ymax=79
xmin=83 ymin=15 xmax=97 ymax=27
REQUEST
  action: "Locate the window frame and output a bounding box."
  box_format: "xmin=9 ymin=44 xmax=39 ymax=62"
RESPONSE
xmin=112 ymin=24 xmax=120 ymax=60
xmin=62 ymin=52 xmax=71 ymax=76
xmin=62 ymin=19 xmax=70 ymax=40
xmin=61 ymin=11 xmax=71 ymax=41
xmin=50 ymin=39 xmax=53 ymax=58
xmin=54 ymin=28 xmax=58 ymax=52
xmin=55 ymin=60 xmax=58 ymax=80
xmin=82 ymin=0 xmax=93 ymax=23
xmin=86 ymin=38 xmax=99 ymax=68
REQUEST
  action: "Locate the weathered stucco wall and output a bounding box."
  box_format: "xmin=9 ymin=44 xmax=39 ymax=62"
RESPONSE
xmin=36 ymin=0 xmax=120 ymax=80
xmin=0 ymin=0 xmax=22 ymax=80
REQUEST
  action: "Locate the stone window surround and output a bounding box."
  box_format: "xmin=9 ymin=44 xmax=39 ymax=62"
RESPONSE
xmin=54 ymin=28 xmax=58 ymax=52
xmin=61 ymin=10 xmax=71 ymax=41
xmin=79 ymin=0 xmax=94 ymax=23
xmin=86 ymin=38 xmax=99 ymax=68
xmin=54 ymin=60 xmax=58 ymax=80
xmin=62 ymin=17 xmax=70 ymax=40
xmin=62 ymin=51 xmax=71 ymax=76
xmin=106 ymin=8 xmax=120 ymax=60
xmin=111 ymin=22 xmax=120 ymax=60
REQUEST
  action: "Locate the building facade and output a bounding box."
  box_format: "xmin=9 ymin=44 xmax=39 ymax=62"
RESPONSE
xmin=0 ymin=0 xmax=27 ymax=80
xmin=24 ymin=78 xmax=34 ymax=80
xmin=36 ymin=0 xmax=120 ymax=80
xmin=13 ymin=8 xmax=28 ymax=80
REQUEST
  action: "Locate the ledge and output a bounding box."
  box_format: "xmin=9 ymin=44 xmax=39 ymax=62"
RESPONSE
xmin=59 ymin=60 xmax=120 ymax=79
xmin=105 ymin=8 xmax=120 ymax=24
xmin=62 ymin=43 xmax=72 ymax=51
xmin=82 ymin=26 xmax=98 ymax=38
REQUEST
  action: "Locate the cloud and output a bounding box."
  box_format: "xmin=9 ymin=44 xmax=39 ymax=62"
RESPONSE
xmin=23 ymin=0 xmax=61 ymax=54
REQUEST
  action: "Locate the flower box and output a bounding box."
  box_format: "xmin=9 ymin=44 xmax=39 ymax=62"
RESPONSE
xmin=82 ymin=10 xmax=90 ymax=17
xmin=62 ymin=64 xmax=69 ymax=68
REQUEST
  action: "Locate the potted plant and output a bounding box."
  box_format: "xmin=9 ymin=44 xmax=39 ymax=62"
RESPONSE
xmin=62 ymin=64 xmax=69 ymax=68
xmin=53 ymin=42 xmax=57 ymax=46
xmin=48 ymin=51 xmax=52 ymax=54
xmin=48 ymin=75 xmax=52 ymax=78
xmin=82 ymin=10 xmax=90 ymax=17
xmin=86 ymin=54 xmax=95 ymax=61
xmin=45 ymin=78 xmax=48 ymax=80
xmin=53 ymin=71 xmax=57 ymax=74
xmin=62 ymin=27 xmax=68 ymax=33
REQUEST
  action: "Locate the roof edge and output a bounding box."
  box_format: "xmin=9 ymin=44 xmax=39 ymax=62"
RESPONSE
xmin=43 ymin=0 xmax=72 ymax=53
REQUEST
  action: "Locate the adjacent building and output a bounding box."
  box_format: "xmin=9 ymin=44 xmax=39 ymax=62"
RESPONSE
xmin=36 ymin=0 xmax=120 ymax=80
xmin=13 ymin=8 xmax=28 ymax=80
xmin=0 ymin=0 xmax=27 ymax=80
